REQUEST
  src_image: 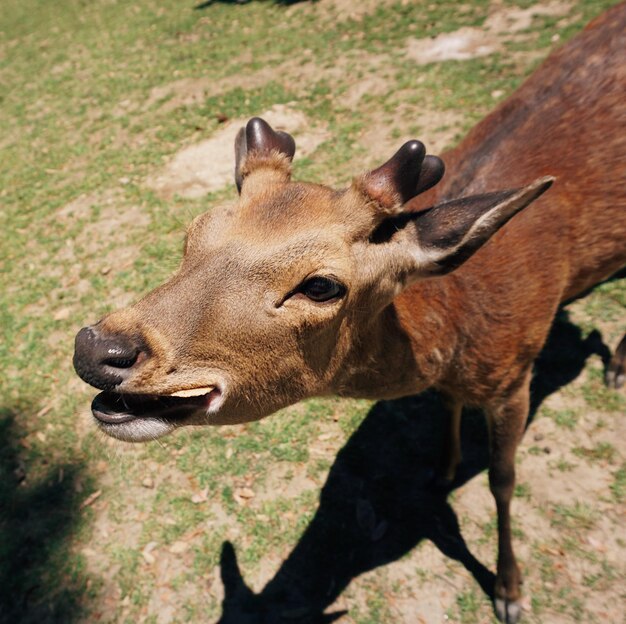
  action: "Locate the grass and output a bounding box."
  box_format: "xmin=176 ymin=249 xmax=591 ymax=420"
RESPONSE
xmin=1 ymin=0 xmax=624 ymax=622
xmin=549 ymin=502 xmax=598 ymax=532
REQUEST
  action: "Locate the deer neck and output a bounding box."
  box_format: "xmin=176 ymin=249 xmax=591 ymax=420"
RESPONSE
xmin=333 ymin=278 xmax=458 ymax=401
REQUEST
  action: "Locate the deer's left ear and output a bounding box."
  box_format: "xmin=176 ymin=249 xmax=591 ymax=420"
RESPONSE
xmin=381 ymin=176 xmax=554 ymax=277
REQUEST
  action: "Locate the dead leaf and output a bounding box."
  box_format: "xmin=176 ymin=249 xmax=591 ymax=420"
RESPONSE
xmin=36 ymin=405 xmax=54 ymax=418
xmin=191 ymin=488 xmax=209 ymax=504
xmin=80 ymin=490 xmax=102 ymax=509
xmin=233 ymin=487 xmax=255 ymax=505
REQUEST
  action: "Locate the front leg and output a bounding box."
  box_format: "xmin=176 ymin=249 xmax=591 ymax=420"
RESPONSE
xmin=486 ymin=373 xmax=531 ymax=624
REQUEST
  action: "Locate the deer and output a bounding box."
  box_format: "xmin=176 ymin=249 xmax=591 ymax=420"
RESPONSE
xmin=73 ymin=3 xmax=626 ymax=622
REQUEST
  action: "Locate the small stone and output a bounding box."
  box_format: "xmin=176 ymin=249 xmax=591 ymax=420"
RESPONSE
xmin=543 ymin=446 xmax=551 ymax=454
xmin=101 ymin=266 xmax=111 ymax=275
xmin=53 ymin=307 xmax=71 ymax=321
xmin=533 ymin=433 xmax=544 ymax=442
xmin=142 ymin=541 xmax=158 ymax=564
xmin=142 ymin=477 xmax=155 ymax=489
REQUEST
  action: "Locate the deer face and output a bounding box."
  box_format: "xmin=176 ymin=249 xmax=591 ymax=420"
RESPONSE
xmin=74 ymin=118 xmax=551 ymax=441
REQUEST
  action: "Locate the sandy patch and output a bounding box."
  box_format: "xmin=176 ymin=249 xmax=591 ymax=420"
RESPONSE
xmin=406 ymin=1 xmax=573 ymax=64
xmin=407 ymin=27 xmax=502 ymax=64
xmin=146 ymin=104 xmax=329 ymax=199
xmin=484 ymin=1 xmax=574 ymax=34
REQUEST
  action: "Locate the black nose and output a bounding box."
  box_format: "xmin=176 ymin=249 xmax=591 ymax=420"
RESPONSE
xmin=73 ymin=326 xmax=143 ymax=391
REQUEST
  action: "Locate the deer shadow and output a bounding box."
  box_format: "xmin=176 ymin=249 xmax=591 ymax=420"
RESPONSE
xmin=215 ymin=310 xmax=613 ymax=623
xmin=0 ymin=409 xmax=86 ymax=624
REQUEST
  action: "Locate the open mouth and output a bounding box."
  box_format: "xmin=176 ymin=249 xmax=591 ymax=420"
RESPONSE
xmin=92 ymin=386 xmax=221 ymax=426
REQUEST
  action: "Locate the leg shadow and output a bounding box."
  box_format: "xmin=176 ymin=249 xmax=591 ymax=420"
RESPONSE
xmin=215 ymin=310 xmax=613 ymax=623
xmin=0 ymin=408 xmax=86 ymax=624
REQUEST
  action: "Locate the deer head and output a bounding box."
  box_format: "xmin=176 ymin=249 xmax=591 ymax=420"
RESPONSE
xmin=73 ymin=118 xmax=552 ymax=441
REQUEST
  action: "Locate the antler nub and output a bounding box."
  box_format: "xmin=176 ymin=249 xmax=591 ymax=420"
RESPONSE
xmin=355 ymin=141 xmax=445 ymax=214
xmin=235 ymin=117 xmax=296 ymax=193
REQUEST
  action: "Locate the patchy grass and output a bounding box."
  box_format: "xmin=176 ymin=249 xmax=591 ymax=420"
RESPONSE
xmin=1 ymin=0 xmax=623 ymax=623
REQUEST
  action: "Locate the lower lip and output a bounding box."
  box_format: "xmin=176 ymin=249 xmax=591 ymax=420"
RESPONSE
xmin=90 ymin=388 xmax=222 ymax=426
xmin=92 ymin=409 xmax=136 ymax=424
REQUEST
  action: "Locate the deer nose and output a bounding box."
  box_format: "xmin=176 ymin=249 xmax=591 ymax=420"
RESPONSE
xmin=73 ymin=326 xmax=143 ymax=391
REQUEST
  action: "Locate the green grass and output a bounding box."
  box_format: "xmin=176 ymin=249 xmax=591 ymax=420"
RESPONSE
xmin=1 ymin=0 xmax=624 ymax=622
xmin=549 ymin=502 xmax=598 ymax=532
xmin=573 ymin=442 xmax=617 ymax=464
xmin=542 ymin=406 xmax=579 ymax=429
xmin=611 ymin=463 xmax=626 ymax=503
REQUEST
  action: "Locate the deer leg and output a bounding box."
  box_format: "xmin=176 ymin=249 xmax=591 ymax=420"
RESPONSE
xmin=436 ymin=396 xmax=463 ymax=487
xmin=486 ymin=375 xmax=530 ymax=624
xmin=605 ymin=333 xmax=626 ymax=389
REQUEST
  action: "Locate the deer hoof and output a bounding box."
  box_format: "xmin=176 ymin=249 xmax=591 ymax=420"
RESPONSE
xmin=605 ymin=366 xmax=624 ymax=390
xmin=495 ymin=597 xmax=522 ymax=623
xmin=605 ymin=335 xmax=626 ymax=389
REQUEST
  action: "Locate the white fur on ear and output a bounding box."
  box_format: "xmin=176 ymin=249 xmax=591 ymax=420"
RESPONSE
xmin=397 ymin=176 xmax=555 ymax=278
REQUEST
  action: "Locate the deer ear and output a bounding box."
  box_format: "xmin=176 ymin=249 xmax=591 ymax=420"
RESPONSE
xmin=235 ymin=117 xmax=296 ymax=193
xmin=355 ymin=141 xmax=445 ymax=213
xmin=385 ymin=176 xmax=554 ymax=277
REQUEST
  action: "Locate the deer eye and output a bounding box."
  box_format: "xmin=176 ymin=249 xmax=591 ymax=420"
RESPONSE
xmin=300 ymin=276 xmax=346 ymax=302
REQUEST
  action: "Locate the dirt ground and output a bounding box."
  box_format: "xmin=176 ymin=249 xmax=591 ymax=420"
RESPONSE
xmin=1 ymin=0 xmax=624 ymax=623
xmin=85 ymin=3 xmax=625 ymax=619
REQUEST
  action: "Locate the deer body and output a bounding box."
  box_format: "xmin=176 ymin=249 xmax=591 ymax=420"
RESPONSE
xmin=74 ymin=4 xmax=626 ymax=623
xmin=398 ymin=3 xmax=626 ymax=404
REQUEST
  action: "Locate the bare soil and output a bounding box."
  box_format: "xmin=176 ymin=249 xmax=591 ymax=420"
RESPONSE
xmin=18 ymin=1 xmax=621 ymax=622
